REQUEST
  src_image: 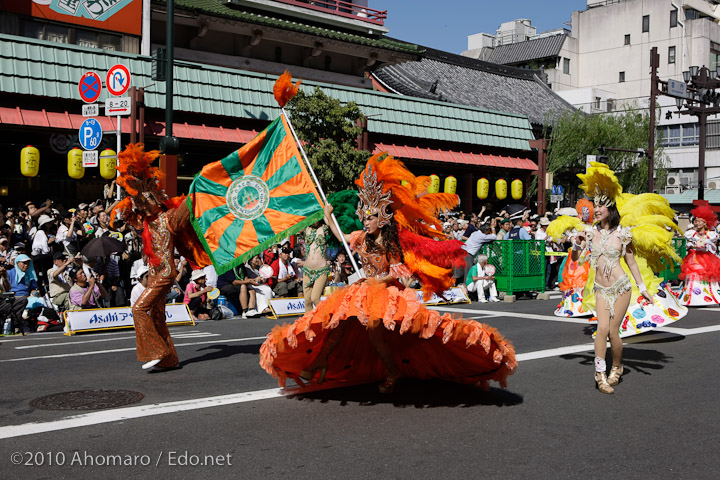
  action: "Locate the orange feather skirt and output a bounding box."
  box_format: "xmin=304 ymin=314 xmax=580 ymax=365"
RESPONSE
xmin=259 ymin=279 xmax=517 ymax=389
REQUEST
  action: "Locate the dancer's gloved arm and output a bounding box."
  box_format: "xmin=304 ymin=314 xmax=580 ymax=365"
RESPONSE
xmin=323 ymin=204 xmax=353 ymax=244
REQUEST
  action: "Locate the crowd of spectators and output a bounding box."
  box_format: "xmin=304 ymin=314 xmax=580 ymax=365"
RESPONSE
xmin=5 ymin=183 xmax=658 ymax=334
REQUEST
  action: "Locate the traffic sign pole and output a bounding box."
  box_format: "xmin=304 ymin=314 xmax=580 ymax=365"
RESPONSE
xmin=116 ymin=115 xmax=121 ymax=200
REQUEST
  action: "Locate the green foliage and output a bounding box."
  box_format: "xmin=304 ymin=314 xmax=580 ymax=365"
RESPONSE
xmin=546 ymin=107 xmax=667 ymax=199
xmin=287 ymin=87 xmax=371 ymax=193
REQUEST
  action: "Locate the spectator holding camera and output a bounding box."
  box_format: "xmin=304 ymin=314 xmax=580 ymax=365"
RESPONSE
xmin=270 ymin=246 xmax=301 ymax=297
xmin=56 ymin=211 xmax=80 ymax=255
xmin=68 ymin=268 xmax=107 ymax=310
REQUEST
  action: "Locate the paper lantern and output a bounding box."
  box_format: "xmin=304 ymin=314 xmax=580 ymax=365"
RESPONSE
xmin=20 ymin=145 xmax=39 ymax=177
xmin=477 ymin=178 xmax=489 ymax=199
xmin=428 ymin=174 xmax=440 ymax=194
xmin=495 ymin=179 xmax=507 ymax=200
xmin=444 ymin=175 xmax=457 ymax=194
xmin=100 ymin=149 xmax=117 ymax=180
xmin=67 ymin=148 xmax=84 ymax=179
xmin=511 ymin=178 xmax=523 ymax=200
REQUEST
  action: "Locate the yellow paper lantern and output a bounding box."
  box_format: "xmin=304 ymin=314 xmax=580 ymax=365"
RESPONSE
xmin=444 ymin=175 xmax=457 ymax=194
xmin=495 ymin=179 xmax=507 ymax=200
xmin=477 ymin=178 xmax=489 ymax=199
xmin=100 ymin=149 xmax=117 ymax=180
xmin=511 ymin=178 xmax=523 ymax=200
xmin=428 ymin=174 xmax=440 ymax=194
xmin=67 ymin=148 xmax=84 ymax=179
xmin=20 ymin=145 xmax=39 ymax=177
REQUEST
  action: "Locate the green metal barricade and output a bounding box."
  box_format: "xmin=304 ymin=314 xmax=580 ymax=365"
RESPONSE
xmin=481 ymin=240 xmax=546 ymax=295
xmin=659 ymin=237 xmax=686 ymax=283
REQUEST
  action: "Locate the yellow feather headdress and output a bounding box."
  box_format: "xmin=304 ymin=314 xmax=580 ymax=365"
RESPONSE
xmin=577 ymin=161 xmax=622 ymax=207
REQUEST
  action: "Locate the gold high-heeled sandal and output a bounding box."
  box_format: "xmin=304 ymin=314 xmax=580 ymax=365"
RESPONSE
xmin=607 ymin=365 xmax=623 ymax=386
xmin=595 ymin=371 xmax=614 ymax=395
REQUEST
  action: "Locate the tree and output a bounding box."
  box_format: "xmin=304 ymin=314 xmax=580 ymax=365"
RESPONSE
xmin=545 ymin=107 xmax=667 ymax=203
xmin=286 ymin=87 xmax=371 ymax=194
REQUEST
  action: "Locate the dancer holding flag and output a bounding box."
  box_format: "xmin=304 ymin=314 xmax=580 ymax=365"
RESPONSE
xmin=259 ymin=155 xmax=517 ymax=393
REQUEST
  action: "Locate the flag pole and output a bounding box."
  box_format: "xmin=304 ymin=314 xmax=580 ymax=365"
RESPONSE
xmin=281 ymin=108 xmax=365 ymax=279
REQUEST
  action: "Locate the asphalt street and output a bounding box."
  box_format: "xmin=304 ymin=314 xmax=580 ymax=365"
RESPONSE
xmin=1 ymin=293 xmax=719 ymax=479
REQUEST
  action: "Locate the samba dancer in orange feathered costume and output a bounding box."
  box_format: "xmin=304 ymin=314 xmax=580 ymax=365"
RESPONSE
xmin=112 ymin=144 xmax=210 ymax=371
xmin=259 ymin=154 xmax=517 ymax=393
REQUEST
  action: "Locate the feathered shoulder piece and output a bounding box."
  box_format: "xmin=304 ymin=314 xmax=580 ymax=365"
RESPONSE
xmin=547 ymin=215 xmax=583 ymax=242
xmin=691 ymin=204 xmax=718 ymax=229
xmin=577 ymin=161 xmax=622 ymax=207
xmin=618 ymin=193 xmax=681 ymax=271
xmin=356 ymin=153 xmax=465 ymax=299
xmin=274 ymin=70 xmax=301 ymax=108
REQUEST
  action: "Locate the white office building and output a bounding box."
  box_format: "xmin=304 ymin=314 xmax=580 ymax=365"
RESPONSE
xmin=464 ymin=0 xmax=720 ymax=200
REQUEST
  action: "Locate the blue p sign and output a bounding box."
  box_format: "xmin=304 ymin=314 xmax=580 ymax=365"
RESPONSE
xmin=79 ymin=118 xmax=103 ymax=151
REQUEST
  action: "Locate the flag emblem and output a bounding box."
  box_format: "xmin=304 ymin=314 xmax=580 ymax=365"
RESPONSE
xmin=227 ymin=174 xmax=270 ymax=221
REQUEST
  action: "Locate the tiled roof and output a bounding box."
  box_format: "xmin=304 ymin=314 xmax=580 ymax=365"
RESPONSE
xmin=486 ymin=34 xmax=567 ymax=65
xmin=157 ymin=0 xmax=419 ymax=55
xmin=373 ymin=47 xmax=576 ymax=126
xmin=661 ymin=189 xmax=720 ymax=205
xmin=0 ymin=34 xmax=534 ymax=151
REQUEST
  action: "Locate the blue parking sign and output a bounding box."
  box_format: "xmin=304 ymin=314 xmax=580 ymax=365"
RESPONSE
xmin=79 ymin=118 xmax=102 ymax=151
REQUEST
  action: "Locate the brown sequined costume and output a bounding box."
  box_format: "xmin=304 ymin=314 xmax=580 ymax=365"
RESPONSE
xmin=132 ymin=203 xmax=193 ymax=366
xmin=112 ymin=144 xmax=209 ymax=368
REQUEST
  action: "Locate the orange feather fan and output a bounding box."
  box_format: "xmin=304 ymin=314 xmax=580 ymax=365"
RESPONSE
xmin=273 ymin=70 xmax=301 ymax=108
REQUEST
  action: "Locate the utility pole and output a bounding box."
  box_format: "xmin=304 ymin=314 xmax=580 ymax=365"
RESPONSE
xmin=648 ymin=47 xmax=659 ymax=193
xmin=160 ymin=0 xmax=178 ymax=196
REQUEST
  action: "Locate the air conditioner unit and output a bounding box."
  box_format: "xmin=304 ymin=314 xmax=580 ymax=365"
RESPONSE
xmin=665 ymin=186 xmax=681 ymax=195
xmin=707 ymin=181 xmax=719 ymax=190
xmin=666 ymin=174 xmax=680 ymax=186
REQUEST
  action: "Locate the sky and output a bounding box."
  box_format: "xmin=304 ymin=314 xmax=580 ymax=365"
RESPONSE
xmin=377 ymin=0 xmax=588 ymax=54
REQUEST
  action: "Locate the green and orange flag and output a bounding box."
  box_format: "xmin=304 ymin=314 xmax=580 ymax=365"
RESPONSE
xmin=188 ymin=115 xmax=324 ymax=275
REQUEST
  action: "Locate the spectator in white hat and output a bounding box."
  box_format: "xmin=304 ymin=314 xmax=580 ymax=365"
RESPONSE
xmin=184 ymin=270 xmax=212 ymax=320
xmin=130 ymin=266 xmax=150 ymax=307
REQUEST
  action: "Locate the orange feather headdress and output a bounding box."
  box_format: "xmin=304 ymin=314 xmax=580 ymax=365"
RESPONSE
xmin=355 ymin=154 xmax=465 ymax=298
xmin=110 ymin=143 xmax=166 ymax=228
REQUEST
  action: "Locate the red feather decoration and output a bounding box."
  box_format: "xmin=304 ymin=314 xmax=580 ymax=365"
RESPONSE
xmin=273 ymin=71 xmax=301 ymax=108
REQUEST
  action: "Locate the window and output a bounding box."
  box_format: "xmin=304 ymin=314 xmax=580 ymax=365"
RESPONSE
xmin=670 ymin=8 xmax=678 ymax=27
xmin=563 ymin=58 xmax=570 ymax=74
xmin=712 ymin=49 xmax=720 ymax=73
xmin=595 ymin=97 xmax=601 ymax=109
xmin=624 ymin=34 xmax=631 ymax=45
xmin=642 ymin=15 xmax=650 ymax=33
xmin=619 ymin=71 xmax=626 ymax=82
xmin=669 ymin=46 xmax=676 ymax=64
xmin=660 ymin=123 xmax=699 ymax=147
xmin=607 ymin=99 xmax=615 ymax=112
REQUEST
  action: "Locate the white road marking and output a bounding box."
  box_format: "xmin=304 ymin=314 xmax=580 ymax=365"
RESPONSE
xmin=429 ymin=306 xmax=592 ymax=324
xmin=1 ymin=324 xmax=719 ymax=440
xmin=0 ymin=336 xmax=267 ymax=363
xmin=0 ymin=389 xmax=285 ymax=440
xmin=12 ymin=331 xmax=217 ymax=349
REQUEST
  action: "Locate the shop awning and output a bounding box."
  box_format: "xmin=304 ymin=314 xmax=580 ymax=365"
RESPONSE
xmin=374 ymin=143 xmax=537 ymax=170
xmin=0 ymin=106 xmax=258 ymax=144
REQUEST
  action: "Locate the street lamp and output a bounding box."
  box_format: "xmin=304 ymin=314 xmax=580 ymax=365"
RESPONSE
xmin=675 ymin=65 xmax=720 ymax=201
